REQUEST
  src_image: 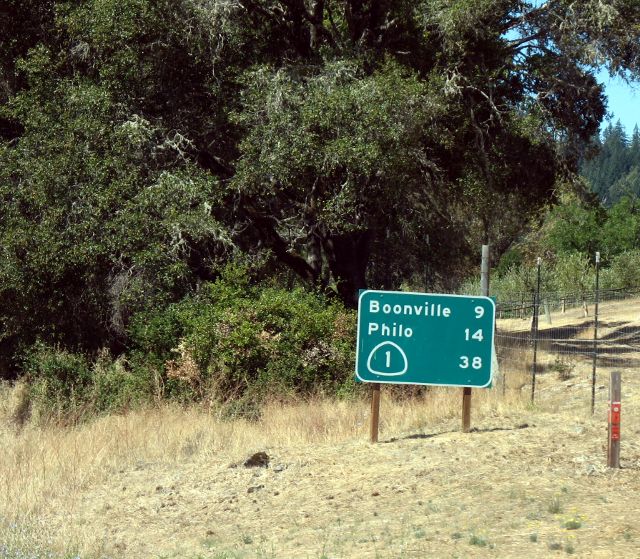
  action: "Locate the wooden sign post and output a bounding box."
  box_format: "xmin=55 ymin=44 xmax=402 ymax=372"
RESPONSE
xmin=370 ymin=383 xmax=381 ymax=443
xmin=607 ymin=371 xmax=621 ymax=468
xmin=462 ymin=387 xmax=472 ymax=432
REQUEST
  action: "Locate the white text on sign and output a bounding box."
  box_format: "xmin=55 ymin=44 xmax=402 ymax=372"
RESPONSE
xmin=367 ymin=299 xmax=452 ymax=339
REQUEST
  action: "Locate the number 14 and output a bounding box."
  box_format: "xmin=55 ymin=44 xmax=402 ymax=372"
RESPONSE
xmin=465 ymin=328 xmax=484 ymax=342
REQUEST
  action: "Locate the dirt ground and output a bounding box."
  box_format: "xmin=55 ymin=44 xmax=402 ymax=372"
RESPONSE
xmin=7 ymin=303 xmax=640 ymax=558
xmin=45 ymin=382 xmax=640 ymax=556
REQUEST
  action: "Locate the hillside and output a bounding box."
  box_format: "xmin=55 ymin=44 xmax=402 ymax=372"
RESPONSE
xmin=2 ymin=300 xmax=640 ymax=558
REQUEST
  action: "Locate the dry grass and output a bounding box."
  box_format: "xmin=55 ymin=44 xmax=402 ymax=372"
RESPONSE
xmin=0 ymin=379 xmax=530 ymax=557
xmin=3 ymin=298 xmax=640 ymax=557
xmin=0 ymin=382 xmax=526 ymax=525
xmin=498 ymin=296 xmax=640 ymax=335
xmin=0 ymin=373 xmax=634 ymax=559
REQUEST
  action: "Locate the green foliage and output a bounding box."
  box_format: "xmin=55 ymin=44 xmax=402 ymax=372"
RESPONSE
xmin=23 ymin=344 xmax=156 ymax=423
xmin=232 ymin=60 xmax=443 ymax=235
xmin=516 ymin=193 xmax=640 ymax=292
xmin=493 ymin=264 xmax=544 ymax=299
xmin=0 ymin=60 xmax=230 ymax=369
xmin=495 ymin=248 xmax=524 ymax=277
xmin=22 ymin=265 xmax=358 ymax=422
xmin=468 ymin=534 xmax=489 ymax=547
xmin=548 ymin=495 xmax=563 ymax=514
xmin=130 ymin=267 xmax=357 ymax=409
xmin=463 ymin=260 xmax=554 ymax=301
xmin=2 ymin=0 xmax=640 ymax=382
xmin=599 ymin=196 xmax=640 ymax=257
xmin=544 ymin=200 xmax=604 ymax=256
xmin=91 ymin=351 xmax=156 ymax=413
xmin=600 ymin=250 xmax=640 ymax=290
xmin=549 ymin=356 xmax=576 ymax=381
xmin=551 ymin=253 xmax=595 ymax=295
xmin=24 ymin=343 xmax=93 ymax=423
xmin=0 ymin=0 xmax=236 ymax=376
xmin=563 ymin=516 xmax=583 ymax=530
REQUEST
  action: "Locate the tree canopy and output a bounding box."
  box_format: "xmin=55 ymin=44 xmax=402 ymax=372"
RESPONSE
xmin=1 ymin=0 xmax=640 ymax=374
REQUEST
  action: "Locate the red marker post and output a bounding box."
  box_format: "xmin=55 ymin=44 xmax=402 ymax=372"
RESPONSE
xmin=607 ymin=371 xmax=621 ymax=468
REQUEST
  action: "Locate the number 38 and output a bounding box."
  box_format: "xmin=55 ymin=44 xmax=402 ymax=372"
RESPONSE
xmin=459 ymin=356 xmax=482 ymax=369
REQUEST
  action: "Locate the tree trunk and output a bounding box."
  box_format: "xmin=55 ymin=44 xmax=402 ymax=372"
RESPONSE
xmin=323 ymin=231 xmax=370 ymax=308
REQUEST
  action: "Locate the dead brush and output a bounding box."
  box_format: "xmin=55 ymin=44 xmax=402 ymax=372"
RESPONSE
xmin=549 ymin=355 xmax=576 ymax=381
xmin=165 ymin=340 xmax=203 ymax=397
xmin=496 ymin=345 xmax=531 ymax=390
xmin=6 ymin=380 xmax=32 ymax=429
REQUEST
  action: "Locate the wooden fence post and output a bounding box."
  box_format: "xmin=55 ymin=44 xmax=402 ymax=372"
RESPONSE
xmin=544 ymin=299 xmax=552 ymax=324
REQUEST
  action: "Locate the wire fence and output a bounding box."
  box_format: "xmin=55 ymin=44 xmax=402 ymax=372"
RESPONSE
xmin=494 ymin=283 xmax=640 ymax=404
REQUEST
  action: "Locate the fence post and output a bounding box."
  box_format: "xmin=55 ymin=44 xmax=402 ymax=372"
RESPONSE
xmin=607 ymin=371 xmax=621 ymax=468
xmin=591 ymin=252 xmax=601 ymax=415
xmin=531 ymin=257 xmax=541 ymax=403
xmin=544 ymin=299 xmax=552 ymax=325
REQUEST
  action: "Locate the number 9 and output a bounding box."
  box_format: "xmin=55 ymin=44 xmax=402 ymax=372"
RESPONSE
xmin=475 ymin=306 xmax=484 ymax=319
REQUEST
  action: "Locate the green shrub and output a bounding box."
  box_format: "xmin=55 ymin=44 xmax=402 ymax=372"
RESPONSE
xmin=495 ymin=247 xmax=524 ymax=277
xmin=492 ymin=264 xmax=539 ymax=300
xmin=549 ymin=252 xmax=594 ymax=296
xmin=24 ymin=344 xmax=158 ymax=422
xmin=549 ymin=356 xmax=575 ymax=381
xmin=21 ymin=265 xmax=358 ymax=421
xmin=461 ymin=258 xmax=559 ymax=303
xmin=91 ymin=350 xmax=156 ymax=413
xmin=24 ymin=343 xmax=93 ymax=423
xmin=184 ymin=285 xmax=356 ymax=403
xmin=603 ymin=250 xmax=640 ymax=290
xmin=469 ymin=534 xmax=488 ymax=547
xmin=128 ymin=265 xmax=357 ymax=410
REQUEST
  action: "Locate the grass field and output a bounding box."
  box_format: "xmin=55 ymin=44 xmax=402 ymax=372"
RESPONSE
xmin=2 ymin=299 xmax=640 ymax=558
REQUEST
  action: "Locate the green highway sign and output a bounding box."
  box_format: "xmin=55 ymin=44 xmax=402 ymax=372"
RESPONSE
xmin=356 ymin=290 xmax=495 ymax=387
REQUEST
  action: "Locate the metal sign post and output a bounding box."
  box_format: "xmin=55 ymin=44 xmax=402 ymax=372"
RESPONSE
xmin=531 ymin=257 xmax=541 ymax=403
xmin=607 ymin=371 xmax=621 ymax=468
xmin=592 ymin=251 xmax=601 ymax=415
xmin=463 ymin=244 xmax=490 ymax=432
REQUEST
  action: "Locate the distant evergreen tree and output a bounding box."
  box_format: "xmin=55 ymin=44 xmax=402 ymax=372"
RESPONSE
xmin=581 ymin=120 xmax=640 ymax=204
xmin=632 ymin=125 xmax=640 ymax=167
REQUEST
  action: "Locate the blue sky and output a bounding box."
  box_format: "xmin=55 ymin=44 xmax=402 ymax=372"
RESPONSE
xmin=598 ymin=69 xmax=639 ymax=133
